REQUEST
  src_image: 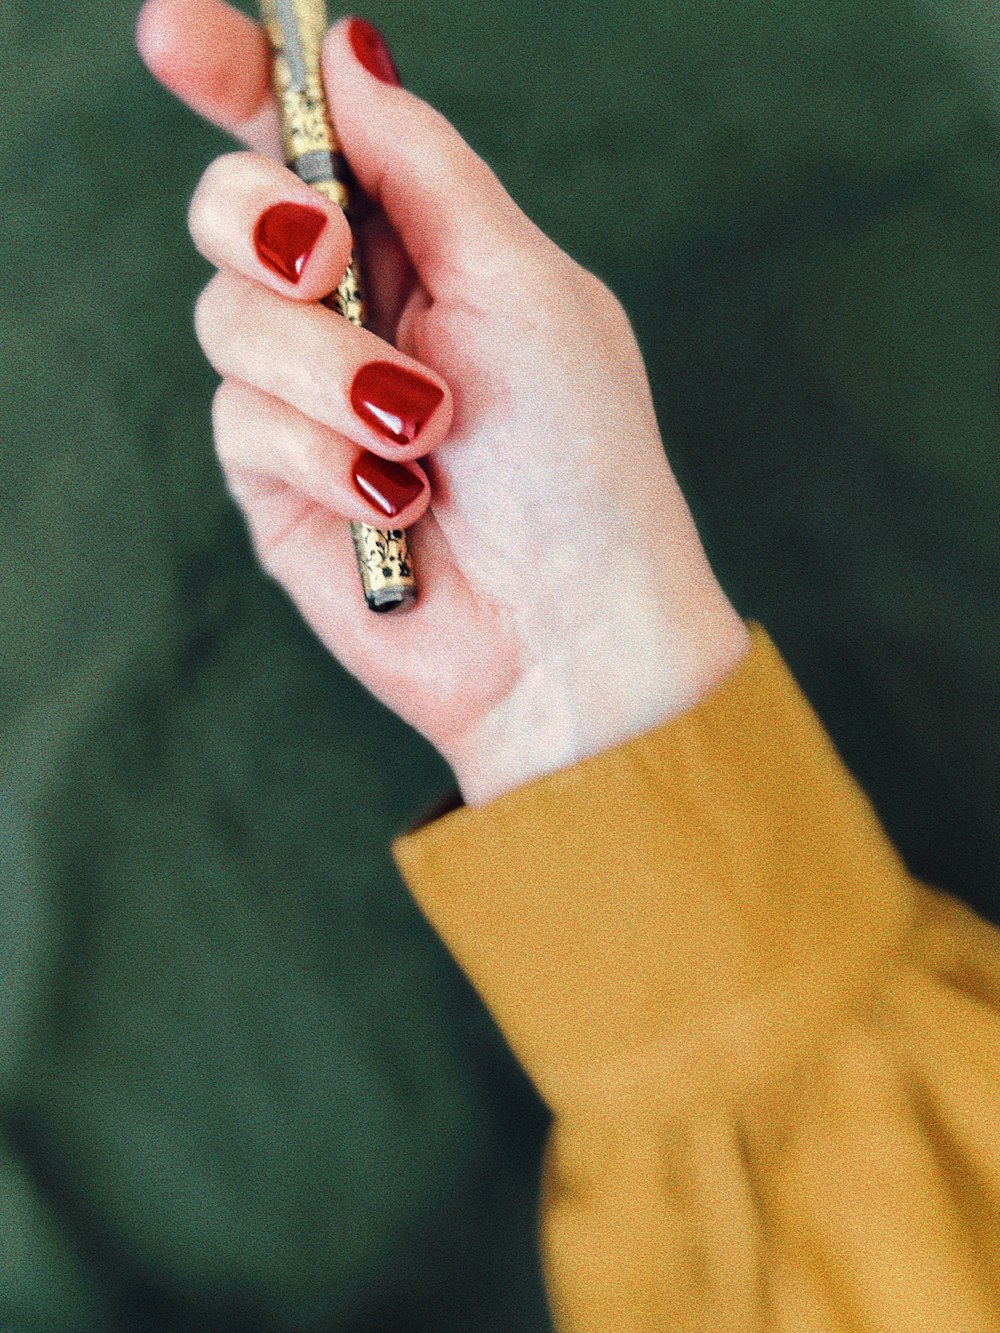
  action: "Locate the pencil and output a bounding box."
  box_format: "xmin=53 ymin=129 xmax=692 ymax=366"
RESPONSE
xmin=258 ymin=0 xmax=417 ymax=613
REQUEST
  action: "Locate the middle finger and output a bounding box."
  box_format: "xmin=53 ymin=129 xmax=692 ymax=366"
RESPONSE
xmin=194 ymin=269 xmax=453 ymax=464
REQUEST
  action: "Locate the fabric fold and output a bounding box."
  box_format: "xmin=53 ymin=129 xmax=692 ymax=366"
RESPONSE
xmin=391 ymin=621 xmax=915 ymax=1111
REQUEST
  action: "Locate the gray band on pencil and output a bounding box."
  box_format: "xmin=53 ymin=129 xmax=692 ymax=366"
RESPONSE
xmin=292 ymin=150 xmax=360 ymax=199
xmin=292 ymin=149 xmax=337 ymax=183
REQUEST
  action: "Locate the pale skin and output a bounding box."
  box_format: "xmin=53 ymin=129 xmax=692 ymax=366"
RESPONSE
xmin=135 ymin=0 xmax=752 ymax=807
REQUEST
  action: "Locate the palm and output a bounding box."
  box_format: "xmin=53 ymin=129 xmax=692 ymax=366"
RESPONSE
xmin=251 ymin=261 xmax=606 ymax=754
xmin=230 ymin=219 xmax=642 ymax=761
xmin=248 ymin=320 xmax=522 ymax=753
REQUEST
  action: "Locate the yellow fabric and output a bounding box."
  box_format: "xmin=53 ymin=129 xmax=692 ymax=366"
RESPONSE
xmin=391 ymin=621 xmax=1000 ymax=1332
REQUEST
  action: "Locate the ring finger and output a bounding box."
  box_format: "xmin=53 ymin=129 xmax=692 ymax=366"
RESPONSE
xmin=212 ymin=378 xmax=433 ymax=540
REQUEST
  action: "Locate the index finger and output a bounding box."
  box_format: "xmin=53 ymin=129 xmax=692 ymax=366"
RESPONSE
xmin=135 ymin=0 xmax=283 ymax=157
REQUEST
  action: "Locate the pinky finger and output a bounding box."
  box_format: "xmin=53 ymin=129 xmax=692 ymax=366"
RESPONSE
xmin=212 ymin=379 xmax=431 ymax=554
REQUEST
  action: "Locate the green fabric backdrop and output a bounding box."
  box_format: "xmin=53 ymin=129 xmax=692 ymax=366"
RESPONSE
xmin=1 ymin=0 xmax=997 ymax=1327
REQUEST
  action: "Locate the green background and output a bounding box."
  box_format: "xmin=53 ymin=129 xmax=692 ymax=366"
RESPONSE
xmin=1 ymin=0 xmax=997 ymax=1327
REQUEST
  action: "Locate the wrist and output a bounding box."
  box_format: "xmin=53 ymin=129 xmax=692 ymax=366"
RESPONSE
xmin=445 ymin=588 xmax=752 ymax=808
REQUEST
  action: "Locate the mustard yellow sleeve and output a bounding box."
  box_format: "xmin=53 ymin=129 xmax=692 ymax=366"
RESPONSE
xmin=391 ymin=621 xmax=1000 ymax=1333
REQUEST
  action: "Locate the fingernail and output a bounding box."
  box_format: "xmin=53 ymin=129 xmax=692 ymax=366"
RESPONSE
xmin=253 ymin=203 xmax=328 ymax=284
xmin=348 ymin=18 xmax=402 ymax=85
xmin=352 ymin=452 xmax=425 ymax=517
xmin=350 ymin=361 xmax=445 ymax=445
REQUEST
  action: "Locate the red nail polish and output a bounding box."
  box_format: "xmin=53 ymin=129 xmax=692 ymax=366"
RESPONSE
xmin=352 ymin=452 xmax=425 ymax=517
xmin=253 ymin=203 xmax=328 ymax=284
xmin=350 ymin=361 xmax=444 ymax=445
xmin=348 ymin=18 xmax=401 ymax=85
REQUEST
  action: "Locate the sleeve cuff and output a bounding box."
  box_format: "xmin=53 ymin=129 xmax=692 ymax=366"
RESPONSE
xmin=391 ymin=621 xmax=917 ymax=1111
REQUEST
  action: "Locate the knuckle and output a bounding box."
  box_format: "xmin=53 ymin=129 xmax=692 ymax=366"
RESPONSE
xmin=188 ymin=151 xmax=256 ymax=241
xmin=192 ymin=284 xmax=211 ymax=349
xmin=210 ymin=379 xmax=241 ymax=442
xmin=188 ymin=156 xmax=225 ymax=240
xmin=209 ymin=383 xmax=245 ymax=498
xmin=423 ymin=103 xmax=470 ymax=181
xmin=210 ymin=384 xmax=258 ymax=505
xmin=201 ymin=149 xmax=254 ymax=196
xmin=193 ymin=271 xmax=239 ymax=357
xmin=186 ymin=186 xmax=203 ymax=244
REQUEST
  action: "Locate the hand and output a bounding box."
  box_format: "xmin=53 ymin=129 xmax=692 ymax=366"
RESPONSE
xmin=136 ymin=0 xmax=752 ymax=807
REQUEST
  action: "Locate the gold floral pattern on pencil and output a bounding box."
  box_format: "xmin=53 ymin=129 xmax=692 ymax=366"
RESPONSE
xmin=325 ymin=253 xmax=367 ymax=326
xmin=351 ymin=526 xmax=416 ymax=607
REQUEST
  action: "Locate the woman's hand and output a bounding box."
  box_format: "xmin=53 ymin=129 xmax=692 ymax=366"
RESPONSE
xmin=136 ymin=0 xmax=751 ymax=806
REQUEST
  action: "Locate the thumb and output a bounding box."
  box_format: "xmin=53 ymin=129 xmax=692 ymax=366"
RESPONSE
xmin=323 ymin=17 xmax=551 ymax=308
